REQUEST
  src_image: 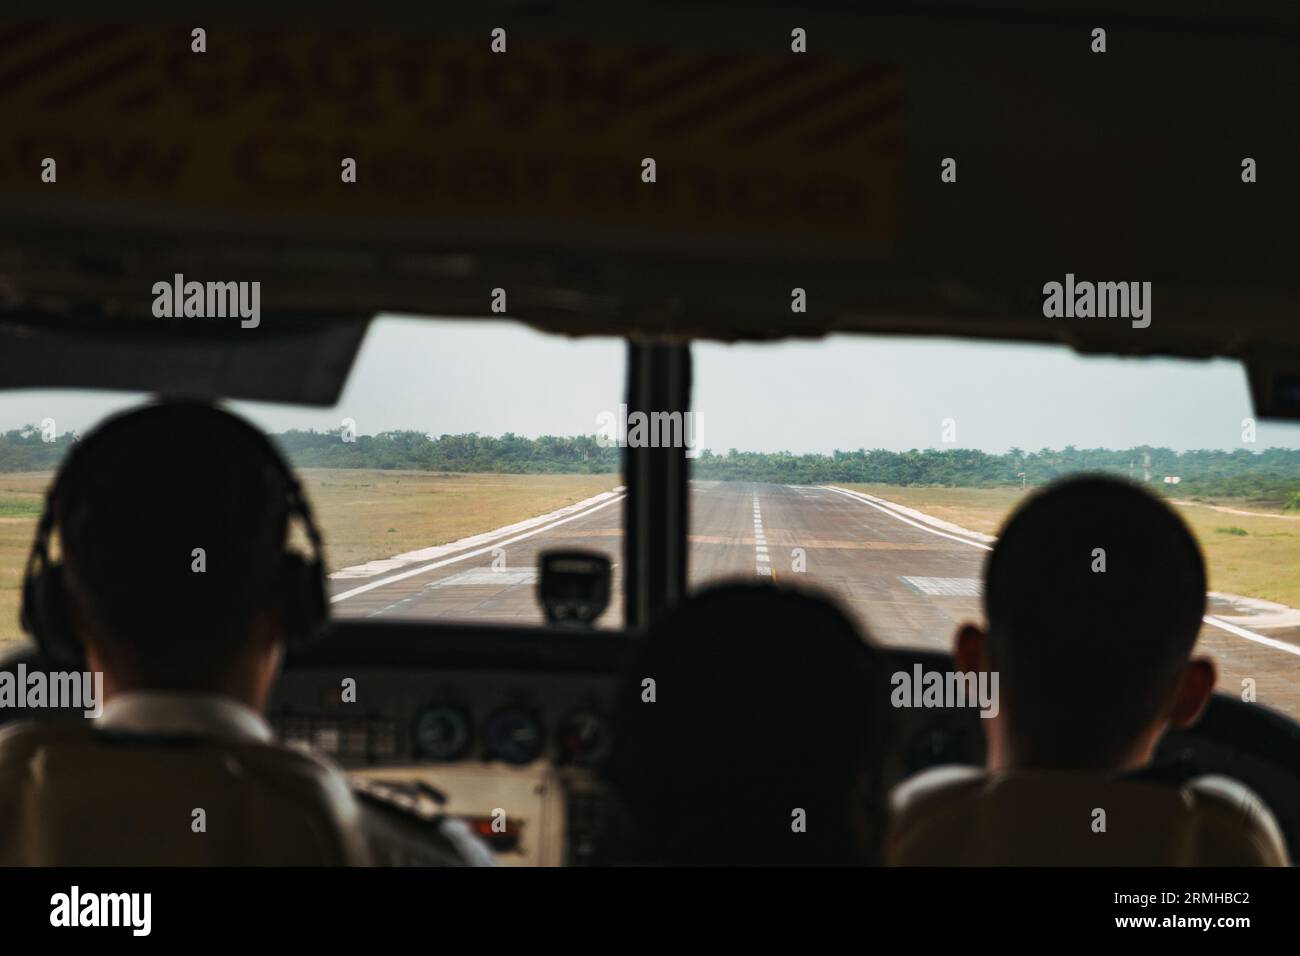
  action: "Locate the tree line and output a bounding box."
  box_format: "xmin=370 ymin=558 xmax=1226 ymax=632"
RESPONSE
xmin=1 ymin=425 xmax=1297 ymax=502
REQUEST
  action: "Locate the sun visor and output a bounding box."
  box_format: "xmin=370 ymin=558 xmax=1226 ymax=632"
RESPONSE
xmin=0 ymin=311 xmax=370 ymax=407
xmin=1246 ymin=352 xmax=1300 ymax=422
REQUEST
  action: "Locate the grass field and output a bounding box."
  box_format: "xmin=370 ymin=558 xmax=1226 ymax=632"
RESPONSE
xmin=843 ymin=483 xmax=1300 ymax=609
xmin=0 ymin=469 xmax=621 ymax=657
xmin=841 ymin=484 xmax=1027 ymax=536
xmin=0 ymin=472 xmax=51 ymax=657
xmin=296 ymin=468 xmax=620 ymax=570
xmin=1179 ymin=492 xmax=1298 ymax=515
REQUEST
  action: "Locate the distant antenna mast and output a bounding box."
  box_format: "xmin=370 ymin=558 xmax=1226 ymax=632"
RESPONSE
xmin=1143 ymin=448 xmax=1151 ymax=483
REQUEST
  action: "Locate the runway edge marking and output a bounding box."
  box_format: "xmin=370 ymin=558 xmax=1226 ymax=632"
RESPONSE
xmin=822 ymin=485 xmax=1300 ymax=659
xmin=330 ymin=493 xmax=626 ymax=604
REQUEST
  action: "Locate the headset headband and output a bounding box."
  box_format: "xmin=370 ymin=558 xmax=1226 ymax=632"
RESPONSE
xmin=21 ymin=399 xmax=327 ymax=658
xmin=45 ymin=399 xmax=319 ymax=547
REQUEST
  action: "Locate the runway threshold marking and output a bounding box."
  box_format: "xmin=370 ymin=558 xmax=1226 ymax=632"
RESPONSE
xmin=823 ymin=486 xmax=1300 ymax=659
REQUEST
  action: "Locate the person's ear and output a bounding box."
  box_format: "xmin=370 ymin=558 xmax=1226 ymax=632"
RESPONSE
xmin=954 ymin=622 xmax=989 ymax=673
xmin=248 ymin=608 xmax=287 ymax=676
xmin=1168 ymin=657 xmax=1216 ymax=729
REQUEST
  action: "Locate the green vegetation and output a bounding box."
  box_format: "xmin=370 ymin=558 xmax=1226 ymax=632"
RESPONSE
xmin=1216 ymin=526 xmax=1249 ymax=536
xmin=0 ymin=428 xmax=75 ymax=472
xmin=690 ymin=445 xmax=1300 ymax=499
xmin=277 ymin=430 xmax=619 ymax=474
xmin=2 ymin=425 xmax=1298 ymax=502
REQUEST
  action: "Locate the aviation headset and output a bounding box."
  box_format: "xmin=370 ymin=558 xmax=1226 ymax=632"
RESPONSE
xmin=20 ymin=402 xmax=328 ymax=666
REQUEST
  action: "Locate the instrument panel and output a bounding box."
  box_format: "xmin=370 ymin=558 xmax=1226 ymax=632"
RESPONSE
xmin=268 ymin=668 xmax=615 ymax=769
xmin=268 ymin=667 xmax=618 ymax=866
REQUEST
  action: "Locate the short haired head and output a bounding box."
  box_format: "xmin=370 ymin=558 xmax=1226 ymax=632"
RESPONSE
xmin=50 ymin=402 xmax=296 ymax=690
xmin=611 ymin=582 xmax=891 ymax=865
xmin=982 ymin=475 xmax=1208 ymax=768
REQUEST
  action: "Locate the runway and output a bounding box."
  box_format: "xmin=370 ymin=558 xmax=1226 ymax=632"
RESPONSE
xmin=329 ymin=480 xmax=1300 ymax=716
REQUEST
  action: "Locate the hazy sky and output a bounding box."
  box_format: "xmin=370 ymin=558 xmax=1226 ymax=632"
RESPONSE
xmin=2 ymin=314 xmax=1299 ymax=454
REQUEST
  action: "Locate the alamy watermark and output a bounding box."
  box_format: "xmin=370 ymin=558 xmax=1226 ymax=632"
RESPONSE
xmin=151 ymin=273 xmax=260 ymax=328
xmin=1042 ymin=273 xmax=1151 ymax=329
xmin=891 ymin=664 xmax=999 ymax=718
xmin=0 ymin=664 xmax=102 ymax=717
xmin=596 ymin=404 xmax=704 ymax=458
xmin=50 ymin=886 xmax=151 ymax=936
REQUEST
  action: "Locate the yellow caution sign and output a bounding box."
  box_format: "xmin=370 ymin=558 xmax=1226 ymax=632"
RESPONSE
xmin=0 ymin=23 xmax=902 ymax=256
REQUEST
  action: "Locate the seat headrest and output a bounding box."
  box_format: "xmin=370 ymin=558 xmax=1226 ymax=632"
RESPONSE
xmin=0 ymin=720 xmax=371 ymax=865
xmin=887 ymin=765 xmax=1289 ymax=866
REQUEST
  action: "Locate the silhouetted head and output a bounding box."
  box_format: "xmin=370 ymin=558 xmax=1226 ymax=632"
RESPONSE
xmin=50 ymin=401 xmax=297 ymax=696
xmin=612 ymin=582 xmax=891 ymax=865
xmin=960 ymin=475 xmax=1212 ymax=770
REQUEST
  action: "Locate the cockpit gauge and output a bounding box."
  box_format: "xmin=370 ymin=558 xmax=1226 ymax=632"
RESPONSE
xmin=413 ymin=704 xmax=473 ymax=762
xmin=556 ymin=709 xmax=612 ymax=766
xmin=483 ymin=707 xmax=545 ymax=765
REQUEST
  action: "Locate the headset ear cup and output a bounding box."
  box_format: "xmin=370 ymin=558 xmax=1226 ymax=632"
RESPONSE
xmin=281 ymin=554 xmax=327 ymax=649
xmin=26 ymin=565 xmax=81 ymax=667
xmin=20 ymin=562 xmax=40 ymax=639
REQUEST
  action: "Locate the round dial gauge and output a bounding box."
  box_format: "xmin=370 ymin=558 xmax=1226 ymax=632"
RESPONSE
xmin=556 ymin=709 xmax=612 ymax=766
xmin=483 ymin=707 xmax=544 ymax=765
xmin=413 ymin=704 xmax=473 ymax=761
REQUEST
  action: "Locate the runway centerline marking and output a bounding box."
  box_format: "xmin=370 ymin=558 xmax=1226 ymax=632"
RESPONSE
xmin=752 ymin=489 xmax=775 ymax=579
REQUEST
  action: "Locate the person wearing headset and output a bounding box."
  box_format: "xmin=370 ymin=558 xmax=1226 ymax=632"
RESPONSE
xmin=21 ymin=401 xmax=324 ymax=741
xmin=3 ymin=400 xmax=491 ymax=866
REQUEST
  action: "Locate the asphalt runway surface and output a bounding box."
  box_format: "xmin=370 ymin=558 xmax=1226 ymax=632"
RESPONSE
xmin=329 ymin=480 xmax=1300 ymax=717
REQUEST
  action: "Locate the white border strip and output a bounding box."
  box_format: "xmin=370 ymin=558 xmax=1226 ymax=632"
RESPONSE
xmin=825 ymin=486 xmax=993 ymax=552
xmin=330 ymin=493 xmax=626 ymax=604
xmin=330 ymin=486 xmax=626 ymax=580
xmin=830 ymin=487 xmax=997 ymax=543
xmin=823 ymin=485 xmax=1300 ymax=659
xmin=1202 ymin=615 xmax=1300 ymax=657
